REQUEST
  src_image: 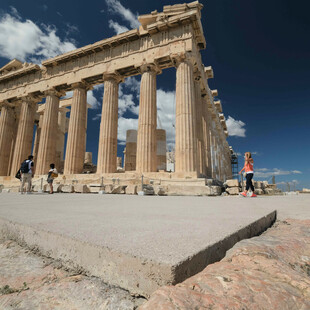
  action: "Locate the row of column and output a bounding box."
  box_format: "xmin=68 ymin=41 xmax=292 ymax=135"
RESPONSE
xmin=0 ymin=54 xmax=232 ymax=180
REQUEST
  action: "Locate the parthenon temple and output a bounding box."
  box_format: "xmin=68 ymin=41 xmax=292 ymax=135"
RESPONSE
xmin=0 ymin=1 xmax=233 ymax=184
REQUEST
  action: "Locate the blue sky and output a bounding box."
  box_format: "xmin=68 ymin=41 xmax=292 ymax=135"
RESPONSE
xmin=0 ymin=0 xmax=309 ymax=189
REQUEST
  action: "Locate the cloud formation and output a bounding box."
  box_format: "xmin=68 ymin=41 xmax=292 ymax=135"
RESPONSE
xmin=108 ymin=20 xmax=129 ymax=34
xmin=0 ymin=7 xmax=76 ymax=63
xmin=105 ymin=0 xmax=139 ymax=35
xmin=255 ymin=168 xmax=302 ymax=178
xmin=105 ymin=0 xmax=139 ymax=28
xmin=226 ymin=116 xmax=246 ymax=137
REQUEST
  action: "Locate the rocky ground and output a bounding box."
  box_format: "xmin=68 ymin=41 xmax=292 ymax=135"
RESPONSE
xmin=0 ymin=239 xmax=146 ymax=310
xmin=140 ymin=219 xmax=310 ymax=310
xmin=0 ymin=219 xmax=309 ymax=310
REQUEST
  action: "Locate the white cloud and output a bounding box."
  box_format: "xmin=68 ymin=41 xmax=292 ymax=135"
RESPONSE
xmin=108 ymin=20 xmax=129 ymax=34
xmin=105 ymin=0 xmax=140 ymax=29
xmin=0 ymin=8 xmax=76 ymax=63
xmin=226 ymin=116 xmax=246 ymax=137
xmin=255 ymin=168 xmax=303 ymax=178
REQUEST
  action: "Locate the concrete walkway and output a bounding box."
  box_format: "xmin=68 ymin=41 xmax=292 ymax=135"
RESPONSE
xmin=0 ymin=194 xmax=309 ymax=296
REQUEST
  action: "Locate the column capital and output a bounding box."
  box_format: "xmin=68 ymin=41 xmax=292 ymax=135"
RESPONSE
xmin=0 ymin=100 xmax=13 ymax=109
xmin=71 ymin=81 xmax=93 ymax=91
xmin=171 ymin=52 xmax=194 ymax=68
xmin=43 ymin=88 xmax=66 ymax=98
xmin=136 ymin=62 xmax=161 ymax=75
xmin=103 ymin=72 xmax=123 ymax=84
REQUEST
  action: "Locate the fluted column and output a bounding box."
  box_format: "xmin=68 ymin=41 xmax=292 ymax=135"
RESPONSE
xmin=174 ymin=56 xmax=197 ymax=173
xmin=64 ymin=83 xmax=89 ymax=174
xmin=194 ymin=77 xmax=205 ymax=176
xmin=10 ymin=97 xmax=36 ymax=176
xmin=97 ymin=74 xmax=121 ymax=174
xmin=33 ymin=114 xmax=43 ymax=163
xmin=7 ymin=113 xmax=18 ymax=176
xmin=0 ymin=103 xmax=15 ymax=176
xmin=136 ymin=64 xmax=159 ymax=173
xmin=202 ymin=96 xmax=212 ymax=178
xmin=36 ymin=90 xmax=63 ymax=175
xmin=56 ymin=108 xmax=68 ymax=173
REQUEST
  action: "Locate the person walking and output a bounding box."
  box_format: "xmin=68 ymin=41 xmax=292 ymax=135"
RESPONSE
xmin=47 ymin=163 xmax=58 ymax=194
xmin=239 ymin=152 xmax=257 ymax=197
xmin=19 ymin=155 xmax=34 ymax=194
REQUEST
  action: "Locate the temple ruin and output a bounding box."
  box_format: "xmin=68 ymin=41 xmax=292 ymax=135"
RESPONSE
xmin=0 ymin=1 xmax=233 ymax=184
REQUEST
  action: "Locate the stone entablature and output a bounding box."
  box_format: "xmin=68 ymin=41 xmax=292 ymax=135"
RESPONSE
xmin=0 ymin=1 xmax=233 ymax=181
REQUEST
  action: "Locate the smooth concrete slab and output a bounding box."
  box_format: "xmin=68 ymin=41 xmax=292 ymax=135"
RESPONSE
xmin=0 ymin=194 xmax=307 ymax=296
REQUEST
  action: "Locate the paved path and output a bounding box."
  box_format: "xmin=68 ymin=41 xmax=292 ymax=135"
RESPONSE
xmin=0 ymin=194 xmax=309 ymax=296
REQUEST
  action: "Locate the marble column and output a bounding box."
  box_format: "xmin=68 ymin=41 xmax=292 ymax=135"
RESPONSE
xmin=32 ymin=113 xmax=43 ymax=163
xmin=194 ymin=77 xmax=205 ymax=176
xmin=56 ymin=108 xmax=68 ymax=173
xmin=36 ymin=90 xmax=63 ymax=175
xmin=64 ymin=83 xmax=88 ymax=174
xmin=0 ymin=104 xmax=15 ymax=176
xmin=174 ymin=57 xmax=197 ymax=173
xmin=10 ymin=97 xmax=36 ymax=176
xmin=97 ymin=75 xmax=120 ymax=174
xmin=136 ymin=64 xmax=159 ymax=173
xmin=202 ymin=97 xmax=212 ymax=178
xmin=7 ymin=114 xmax=18 ymax=176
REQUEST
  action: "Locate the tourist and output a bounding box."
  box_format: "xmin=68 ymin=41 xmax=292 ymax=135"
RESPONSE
xmin=19 ymin=155 xmax=34 ymax=194
xmin=47 ymin=163 xmax=58 ymax=194
xmin=239 ymin=152 xmax=257 ymax=197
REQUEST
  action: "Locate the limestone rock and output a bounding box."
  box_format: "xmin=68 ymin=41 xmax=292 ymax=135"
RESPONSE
xmin=264 ymin=188 xmax=275 ymax=195
xmin=210 ymin=186 xmax=222 ymax=196
xmin=139 ymin=219 xmax=310 ymax=310
xmin=62 ymin=185 xmax=74 ymax=193
xmin=226 ymin=187 xmax=239 ymax=195
xmin=254 ymin=188 xmax=264 ymax=195
xmin=167 ymin=185 xmax=210 ymax=196
xmin=125 ymin=184 xmax=137 ymax=195
xmin=153 ymin=185 xmax=167 ymax=196
xmin=74 ymin=184 xmax=90 ymax=193
xmin=225 ymin=179 xmax=239 ymax=187
xmin=105 ymin=185 xmax=126 ymax=194
xmin=53 ymin=184 xmax=63 ymax=193
xmin=111 ymin=186 xmax=126 ymax=194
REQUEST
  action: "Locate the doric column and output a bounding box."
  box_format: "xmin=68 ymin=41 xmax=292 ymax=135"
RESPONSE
xmin=0 ymin=103 xmax=15 ymax=176
xmin=202 ymin=96 xmax=212 ymax=178
xmin=174 ymin=55 xmax=197 ymax=173
xmin=97 ymin=74 xmax=121 ymax=174
xmin=36 ymin=89 xmax=63 ymax=175
xmin=33 ymin=113 xmax=43 ymax=163
xmin=194 ymin=74 xmax=205 ymax=177
xmin=10 ymin=97 xmax=37 ymax=176
xmin=64 ymin=83 xmax=89 ymax=174
xmin=56 ymin=107 xmax=68 ymax=173
xmin=136 ymin=64 xmax=159 ymax=173
xmin=7 ymin=113 xmax=18 ymax=176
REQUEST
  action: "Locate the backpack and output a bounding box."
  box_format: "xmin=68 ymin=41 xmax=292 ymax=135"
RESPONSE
xmin=20 ymin=160 xmax=30 ymax=173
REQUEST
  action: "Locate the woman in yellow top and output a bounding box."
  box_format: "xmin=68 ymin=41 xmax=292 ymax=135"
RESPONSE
xmin=239 ymin=152 xmax=257 ymax=197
